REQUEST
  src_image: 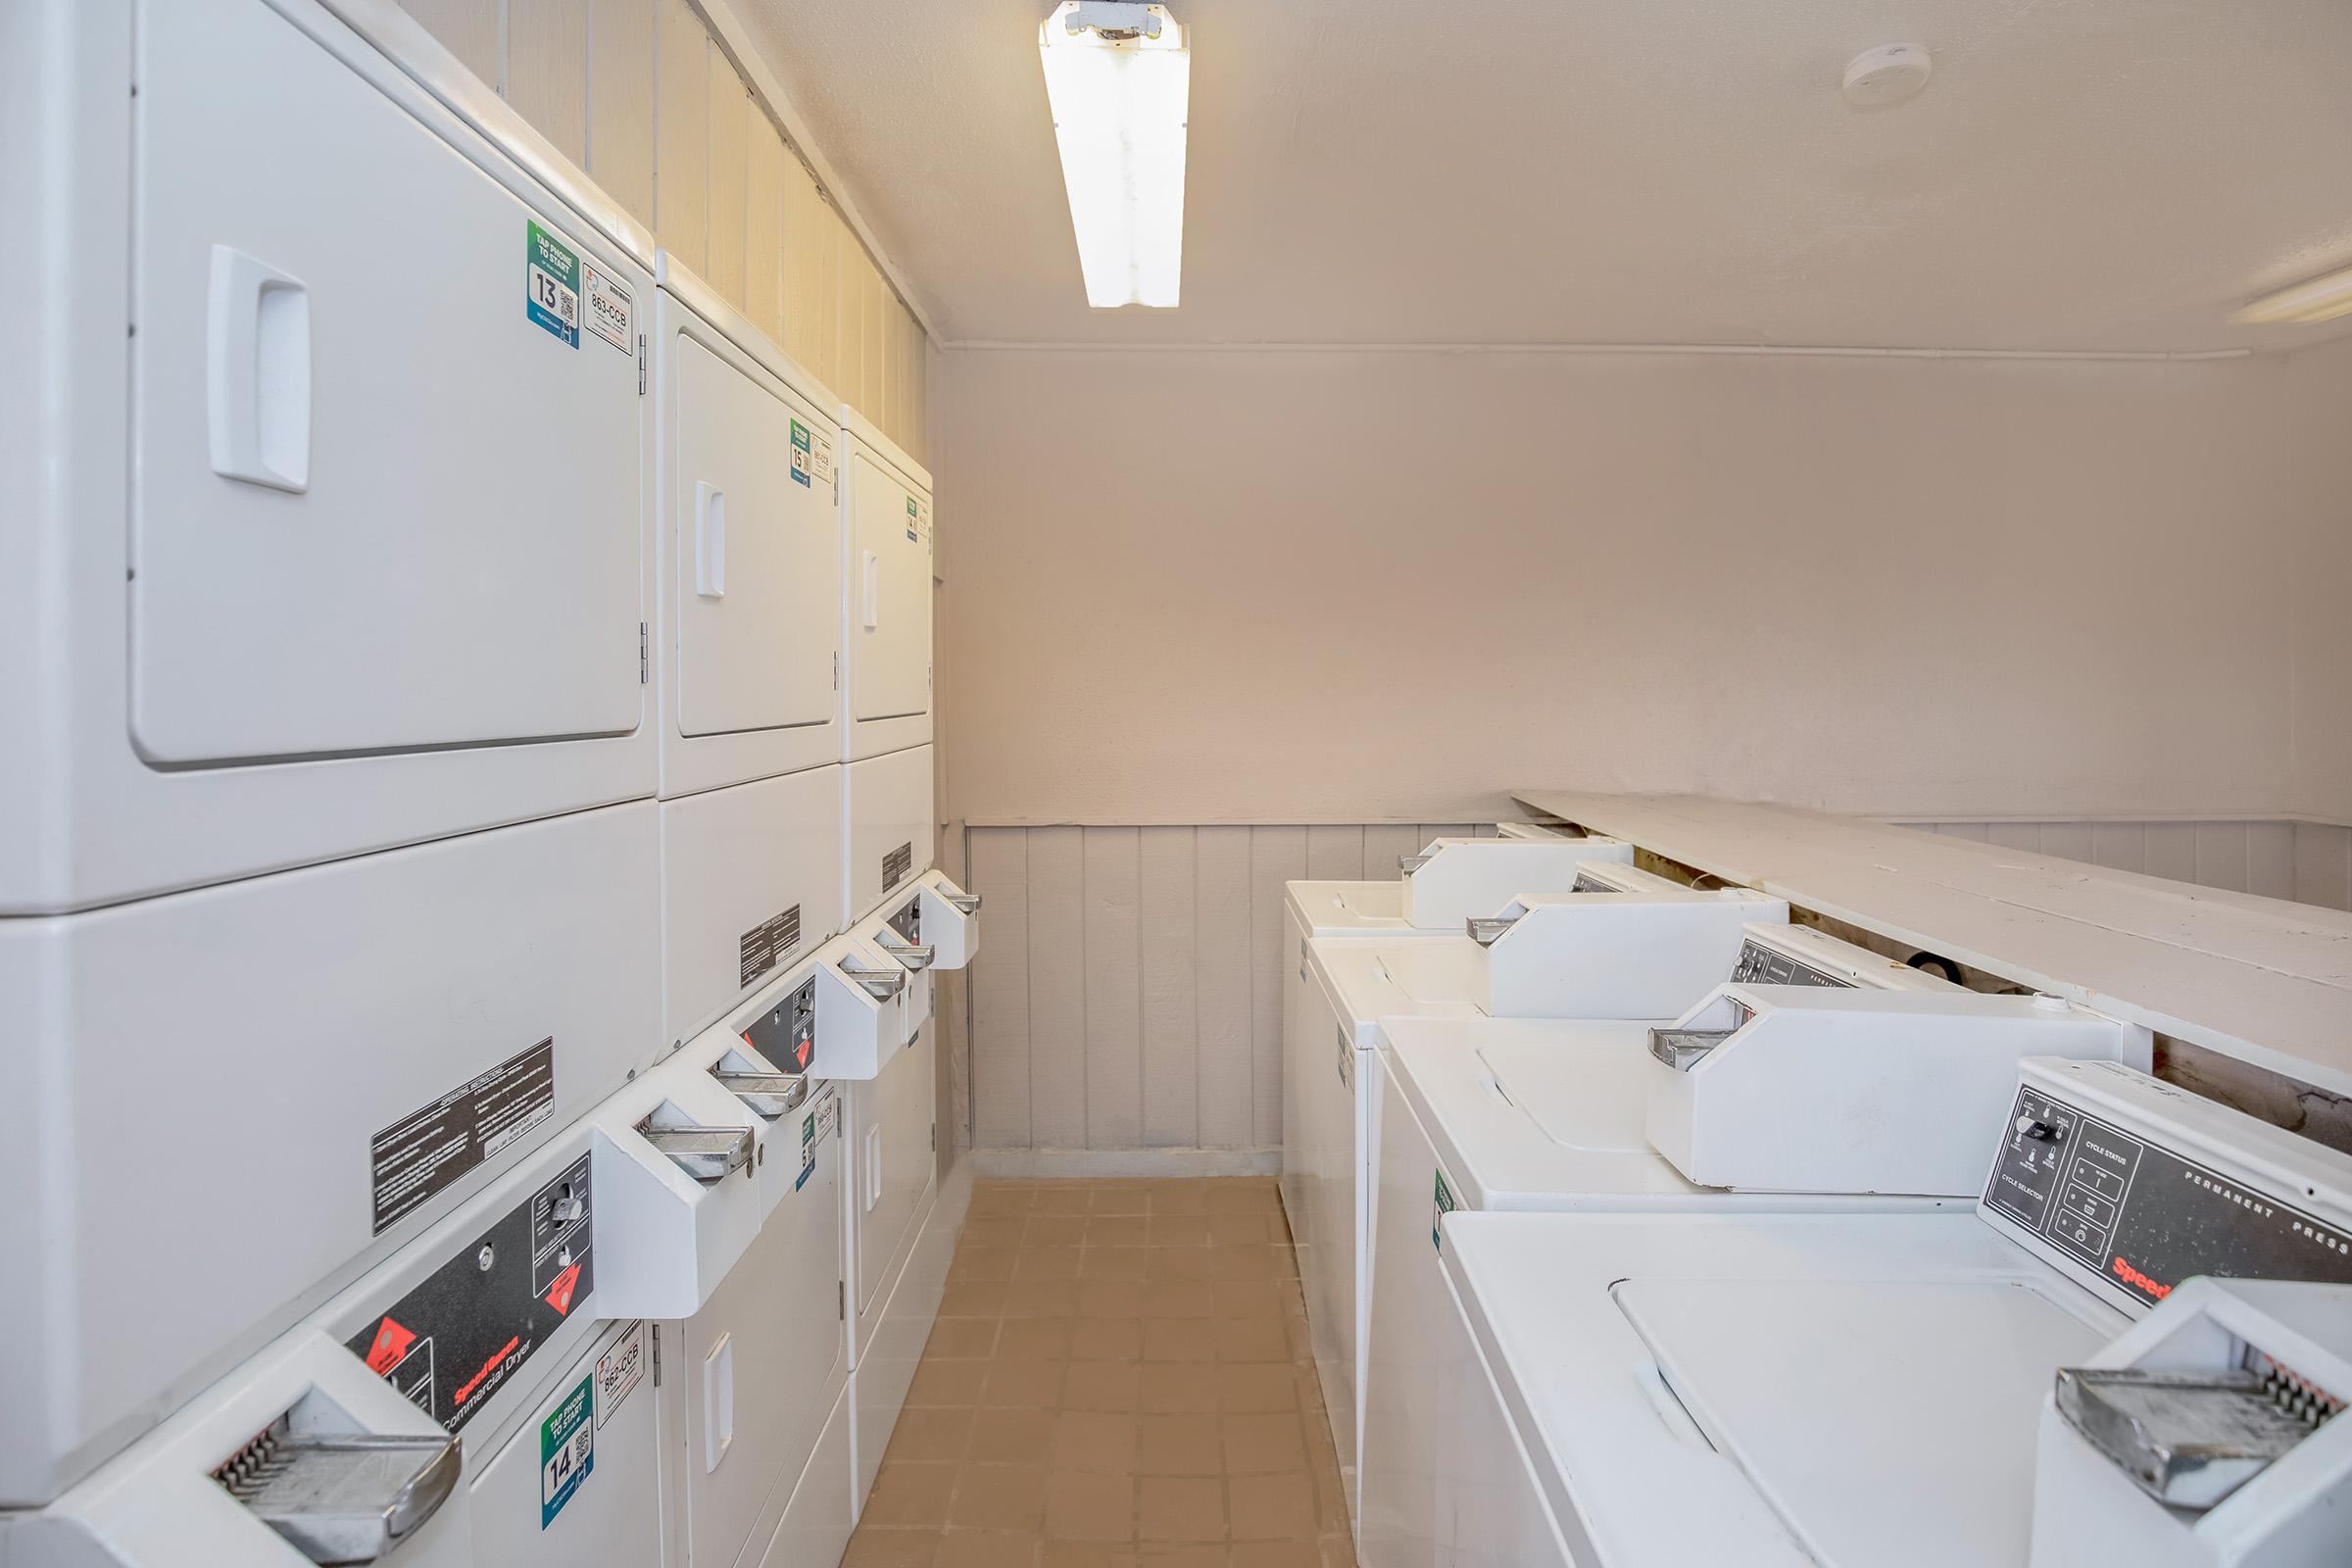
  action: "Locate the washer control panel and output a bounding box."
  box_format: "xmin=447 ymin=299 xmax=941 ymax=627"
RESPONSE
xmin=1982 ymin=1068 xmax=2352 ymax=1311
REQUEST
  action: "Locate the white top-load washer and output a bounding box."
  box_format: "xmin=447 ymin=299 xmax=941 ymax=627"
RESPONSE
xmin=1293 ymin=867 xmax=1790 ymax=1525
xmin=1359 ymin=927 xmax=2139 ymax=1561
xmin=1279 ymin=837 xmax=1635 ymax=1245
xmin=1438 ymin=1056 xmax=2352 ymax=1568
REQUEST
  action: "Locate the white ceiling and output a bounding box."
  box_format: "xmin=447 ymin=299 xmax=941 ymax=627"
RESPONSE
xmin=739 ymin=0 xmax=2352 ymax=353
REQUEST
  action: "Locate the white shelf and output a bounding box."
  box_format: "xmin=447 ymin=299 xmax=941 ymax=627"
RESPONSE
xmin=1512 ymin=791 xmax=2352 ymax=1101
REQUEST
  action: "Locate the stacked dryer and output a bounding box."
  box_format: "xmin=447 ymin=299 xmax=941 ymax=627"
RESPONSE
xmin=0 ymin=3 xmax=981 ymax=1564
xmin=2 ymin=0 xmax=665 ymax=1520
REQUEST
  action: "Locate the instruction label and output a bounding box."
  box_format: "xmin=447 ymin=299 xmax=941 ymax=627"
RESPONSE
xmin=370 ymin=1039 xmax=556 ymax=1233
xmin=739 ymin=904 xmax=805 ymax=990
xmin=798 ymin=1089 xmax=839 ymax=1192
xmin=1431 ymin=1168 xmax=1456 ymax=1251
xmin=595 ymin=1323 xmax=645 ymax=1427
xmin=525 ymin=221 xmax=581 ymax=348
xmin=540 ymin=1375 xmax=595 ymax=1528
xmin=581 ymin=262 xmax=633 ymax=354
xmin=811 ymin=431 xmax=835 ymax=487
xmin=881 ymin=842 xmax=914 ymax=894
xmin=791 ymin=419 xmax=814 ymax=488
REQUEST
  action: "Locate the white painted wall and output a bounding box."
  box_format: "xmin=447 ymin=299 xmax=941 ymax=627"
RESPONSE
xmin=938 ymin=344 xmax=2350 ymax=827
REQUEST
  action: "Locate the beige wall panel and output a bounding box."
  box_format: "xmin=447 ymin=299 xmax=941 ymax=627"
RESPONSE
xmin=744 ymin=110 xmax=786 ymax=345
xmin=399 ymin=0 xmax=500 ymax=87
xmin=653 ymin=0 xmax=708 ymax=272
xmin=831 ymin=217 xmax=864 ymax=412
xmin=703 ymin=50 xmax=748 ymax=305
xmin=506 ymin=0 xmax=589 ymax=167
xmin=586 ymin=0 xmax=656 ymax=228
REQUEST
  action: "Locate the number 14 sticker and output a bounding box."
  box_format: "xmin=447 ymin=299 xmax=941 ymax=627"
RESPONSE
xmin=540 ymin=1374 xmax=595 ymax=1528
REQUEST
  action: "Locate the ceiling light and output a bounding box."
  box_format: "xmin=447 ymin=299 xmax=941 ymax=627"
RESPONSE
xmin=2234 ymin=265 xmax=2352 ymax=326
xmin=1039 ymin=1 xmax=1190 ymax=309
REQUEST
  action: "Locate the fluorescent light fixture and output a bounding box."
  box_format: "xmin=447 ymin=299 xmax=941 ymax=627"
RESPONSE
xmin=1039 ymin=2 xmax=1189 ymax=309
xmin=2235 ymin=264 xmax=2352 ymax=325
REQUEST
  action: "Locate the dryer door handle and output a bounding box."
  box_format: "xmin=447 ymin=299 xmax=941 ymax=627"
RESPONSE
xmin=206 ymin=245 xmax=312 ymax=493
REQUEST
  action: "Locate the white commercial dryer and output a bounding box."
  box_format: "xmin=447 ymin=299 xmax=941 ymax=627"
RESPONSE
xmin=0 ymin=803 xmax=664 ymax=1509
xmin=1358 ymin=927 xmax=2143 ymax=1563
xmin=1280 ymin=844 xmax=1641 ymax=1235
xmin=1293 ymin=865 xmax=1788 ymax=1525
xmin=838 ymin=407 xmax=936 ymax=922
xmin=3 ymin=0 xmax=658 ymax=916
xmin=650 ymin=257 xmax=846 ymax=1049
xmin=1435 ymin=1057 xmax=2352 ymax=1568
xmin=1 ymin=945 xmax=875 ymax=1568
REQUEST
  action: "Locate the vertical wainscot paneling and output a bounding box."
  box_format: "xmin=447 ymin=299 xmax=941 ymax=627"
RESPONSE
xmin=586 ymin=0 xmax=656 ymax=228
xmin=652 ymin=0 xmax=709 ymax=272
xmin=1082 ymin=829 xmax=1144 ymax=1148
xmin=742 ymin=110 xmax=785 ymax=343
xmin=703 ymin=49 xmax=749 ymax=304
xmin=1138 ymin=828 xmax=1200 ymax=1147
xmin=399 ymin=0 xmax=501 ymax=85
xmin=504 ymin=0 xmax=588 ymax=166
xmin=2293 ymin=823 xmax=2352 ymax=911
xmin=1025 ymin=827 xmax=1088 ymax=1149
xmin=1247 ymin=829 xmax=1308 ymax=1150
xmin=968 ymin=830 xmax=1032 ymax=1149
xmin=1193 ymin=828 xmax=1256 ymax=1149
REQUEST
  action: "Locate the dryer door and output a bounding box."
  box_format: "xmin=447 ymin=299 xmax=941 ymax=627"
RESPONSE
xmin=130 ymin=0 xmax=646 ymax=765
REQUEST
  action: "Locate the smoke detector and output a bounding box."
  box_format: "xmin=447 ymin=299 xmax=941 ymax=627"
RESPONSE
xmin=1842 ymin=43 xmax=1932 ymax=108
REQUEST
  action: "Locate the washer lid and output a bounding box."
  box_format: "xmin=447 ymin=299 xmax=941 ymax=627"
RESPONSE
xmin=1284 ymin=879 xmax=1407 ymax=934
xmin=1615 ymin=1276 xmax=2109 ymax=1567
xmin=1479 ymin=1035 xmax=1658 ymax=1153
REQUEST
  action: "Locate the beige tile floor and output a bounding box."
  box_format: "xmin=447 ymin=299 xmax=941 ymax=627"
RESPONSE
xmin=843 ymin=1177 xmax=1355 ymax=1568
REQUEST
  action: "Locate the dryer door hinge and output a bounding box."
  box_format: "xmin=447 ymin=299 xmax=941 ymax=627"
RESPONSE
xmin=639 ymin=622 xmax=649 ymax=684
xmin=651 ymin=1323 xmax=663 ymax=1388
xmin=930 ymin=1122 xmax=936 ymax=1152
xmin=637 ymin=333 xmax=647 ymax=395
xmin=832 ymin=651 xmax=840 ymax=691
xmin=837 ymin=1280 xmax=845 ymax=1321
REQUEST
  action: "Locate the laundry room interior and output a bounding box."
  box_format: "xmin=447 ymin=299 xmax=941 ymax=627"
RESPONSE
xmin=6 ymin=2 xmax=2351 ymax=1567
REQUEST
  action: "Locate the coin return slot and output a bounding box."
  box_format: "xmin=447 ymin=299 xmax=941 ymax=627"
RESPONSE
xmin=2056 ymin=1349 xmax=2342 ymax=1511
xmin=637 ymin=1102 xmax=756 ymax=1184
xmin=836 ymin=956 xmax=906 ymax=1000
xmin=1649 ymin=1027 xmax=1737 ymax=1071
xmin=1465 ymin=914 xmax=1518 ymax=947
xmin=211 ymin=1387 xmax=461 ymax=1564
xmin=710 ymin=1049 xmax=808 ymax=1120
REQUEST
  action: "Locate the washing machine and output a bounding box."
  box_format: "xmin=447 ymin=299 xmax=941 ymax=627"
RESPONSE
xmin=1279 ymin=845 xmax=1643 ymax=1252
xmin=1359 ymin=933 xmax=2147 ymax=1564
xmin=4 ymin=0 xmax=657 ymax=915
xmin=1434 ymin=1057 xmax=2352 ymax=1568
xmin=0 ymin=802 xmax=663 ymax=1508
xmin=1295 ymin=869 xmax=1788 ymax=1526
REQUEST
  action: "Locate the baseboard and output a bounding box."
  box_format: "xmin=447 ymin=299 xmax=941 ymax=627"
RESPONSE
xmin=967 ymin=1147 xmax=1282 ymax=1179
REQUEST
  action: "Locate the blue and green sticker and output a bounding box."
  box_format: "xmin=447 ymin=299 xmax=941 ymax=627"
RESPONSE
xmin=525 ymin=220 xmax=581 ymax=348
xmin=539 ymin=1374 xmax=594 ymax=1528
xmin=906 ymin=494 xmax=919 ymax=542
xmin=791 ymin=419 xmax=813 ymax=488
xmin=1431 ymin=1169 xmax=1456 ymax=1251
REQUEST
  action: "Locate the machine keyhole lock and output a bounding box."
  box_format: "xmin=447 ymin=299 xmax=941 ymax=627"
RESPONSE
xmin=476 ymin=1244 xmax=496 ymax=1272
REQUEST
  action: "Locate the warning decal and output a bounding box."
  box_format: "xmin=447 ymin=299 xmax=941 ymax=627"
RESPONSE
xmin=882 ymin=842 xmax=914 ymax=894
xmin=369 ymin=1039 xmax=556 ymax=1234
